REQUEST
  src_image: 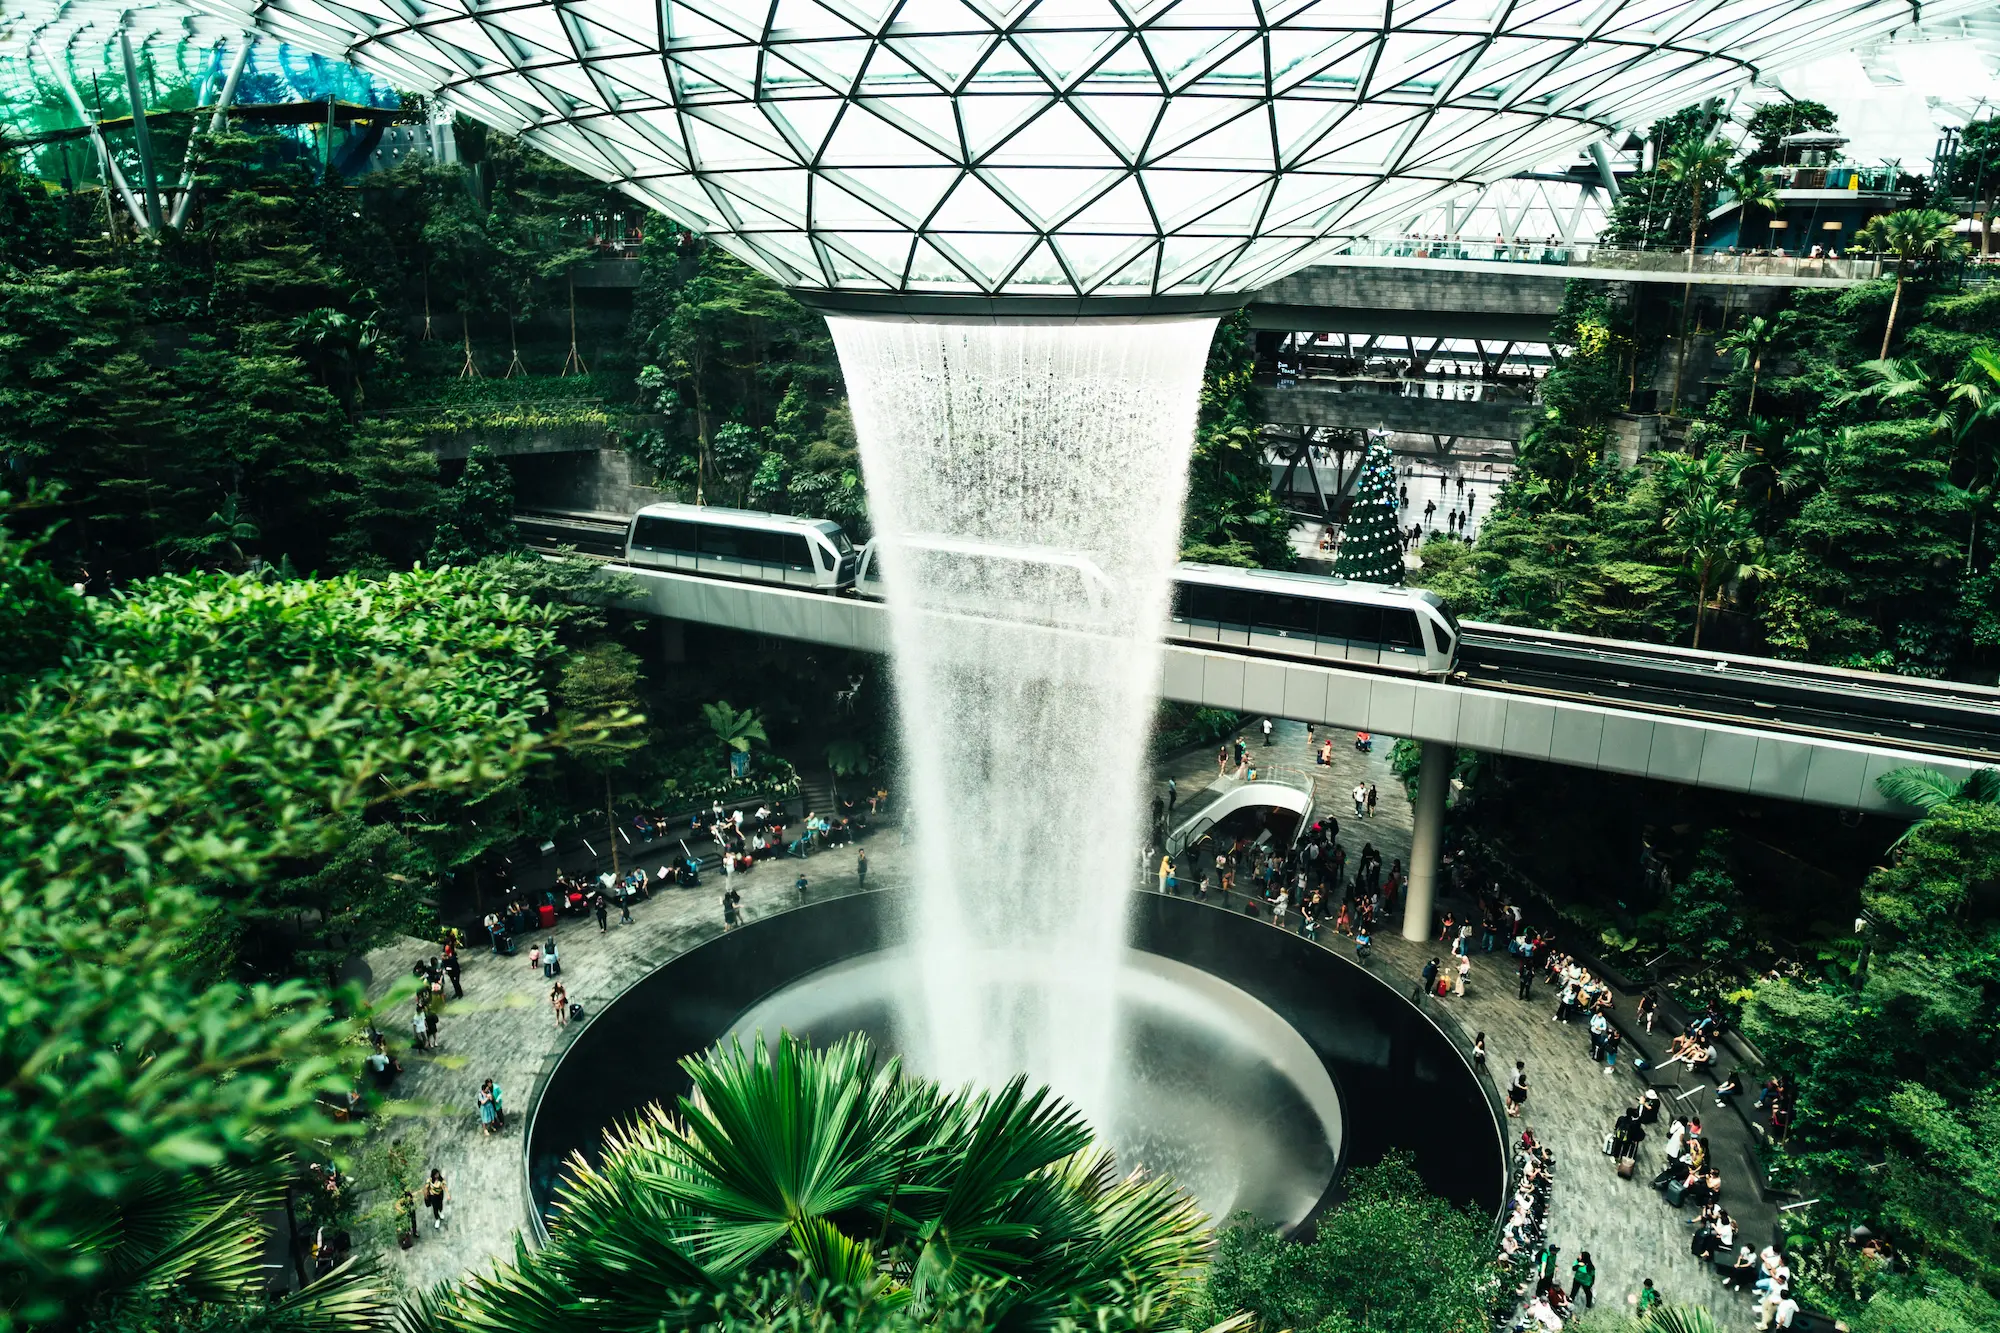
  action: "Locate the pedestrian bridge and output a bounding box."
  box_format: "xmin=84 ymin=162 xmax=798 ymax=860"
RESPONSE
xmin=609 ymin=563 xmax=1994 ymax=817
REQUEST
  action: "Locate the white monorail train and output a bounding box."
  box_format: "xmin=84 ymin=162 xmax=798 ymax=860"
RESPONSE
xmin=623 ymin=508 xmax=1457 ymax=678
xmin=624 ymin=502 xmax=858 ymax=589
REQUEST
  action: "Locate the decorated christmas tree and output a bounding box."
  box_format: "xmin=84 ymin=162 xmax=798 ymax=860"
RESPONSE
xmin=1334 ymin=434 xmax=1404 ymax=585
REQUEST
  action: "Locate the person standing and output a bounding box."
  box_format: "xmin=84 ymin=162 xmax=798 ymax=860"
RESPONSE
xmin=423 ymin=1168 xmax=448 ymax=1231
xmin=550 ymin=982 xmax=569 ymax=1028
xmin=424 ymin=1007 xmax=440 ymax=1051
xmin=594 ymin=893 xmax=609 ymax=932
xmin=1639 ymin=988 xmax=1660 ymax=1032
xmin=856 ymin=848 xmax=868 ymax=889
xmin=796 ymin=870 xmax=811 ymax=900
xmin=1166 ymin=776 xmax=1178 ymax=814
xmin=723 ymin=887 xmax=742 ymax=929
xmin=1518 ymin=958 xmax=1535 ymax=1001
xmin=443 ymin=953 xmax=463 ymax=1000
xmin=1418 ymin=957 xmax=1439 ymax=1000
xmin=1455 ymin=954 xmax=1470 ymax=997
xmin=1637 ymin=1279 xmax=1661 ymax=1315
xmin=1217 ymin=745 xmax=1228 ymax=777
xmin=1272 ymin=889 xmax=1289 ymax=931
xmin=1366 ymin=783 xmax=1378 ymax=816
xmin=545 ymin=937 xmax=561 ymax=978
xmin=1472 ymin=1032 xmax=1486 ymax=1069
xmin=1262 ymin=717 xmax=1274 ymax=746
xmin=478 ymin=1080 xmax=498 ymax=1135
xmin=619 ymin=892 xmax=633 ymax=925
xmin=489 ymin=1079 xmax=505 ymax=1130
xmin=1507 ymin=1061 xmax=1529 ymax=1117
xmin=1569 ymin=1253 xmax=1595 ymax=1309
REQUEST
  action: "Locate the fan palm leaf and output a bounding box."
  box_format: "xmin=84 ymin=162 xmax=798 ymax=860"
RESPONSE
xmin=1642 ymin=1306 xmax=1723 ymax=1333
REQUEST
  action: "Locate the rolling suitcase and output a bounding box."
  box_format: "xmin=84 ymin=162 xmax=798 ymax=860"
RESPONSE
xmin=1617 ymin=1158 xmax=1637 ymax=1179
xmin=568 ymin=1002 xmax=586 ymax=1022
xmin=1663 ymin=1178 xmax=1687 ymax=1206
xmin=1602 ymin=1132 xmax=1616 ymax=1156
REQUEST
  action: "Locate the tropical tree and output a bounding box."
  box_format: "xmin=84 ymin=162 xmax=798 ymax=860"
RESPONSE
xmin=1659 ymin=455 xmax=1764 ymax=648
xmin=1944 ymin=115 xmax=2000 ymax=257
xmin=1877 ymin=765 xmax=2000 ymax=816
xmin=1725 ymin=165 xmax=1780 ymax=249
xmin=560 ymin=641 xmax=647 ymax=877
xmin=1855 ymin=209 xmax=1967 ymax=359
xmin=1716 ymin=314 xmax=1776 ymax=419
xmin=424 ymin=1034 xmax=1208 ymax=1333
xmin=1660 ymin=135 xmax=1736 ymax=411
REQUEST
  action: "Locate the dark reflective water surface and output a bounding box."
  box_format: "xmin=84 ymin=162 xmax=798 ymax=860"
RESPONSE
xmin=525 ymin=891 xmax=1505 ymax=1235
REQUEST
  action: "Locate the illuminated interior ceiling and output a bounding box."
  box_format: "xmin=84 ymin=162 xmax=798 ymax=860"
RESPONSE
xmin=188 ymin=0 xmax=1981 ymax=301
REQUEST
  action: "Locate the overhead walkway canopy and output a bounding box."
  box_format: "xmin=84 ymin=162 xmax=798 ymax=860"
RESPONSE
xmin=1259 ymin=382 xmax=1526 ymax=443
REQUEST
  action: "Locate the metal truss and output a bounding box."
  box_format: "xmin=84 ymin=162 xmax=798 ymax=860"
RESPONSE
xmin=167 ymin=0 xmax=1983 ymax=298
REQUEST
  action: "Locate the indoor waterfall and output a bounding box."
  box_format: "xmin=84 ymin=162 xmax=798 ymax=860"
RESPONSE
xmin=826 ymin=314 xmax=1216 ymax=1131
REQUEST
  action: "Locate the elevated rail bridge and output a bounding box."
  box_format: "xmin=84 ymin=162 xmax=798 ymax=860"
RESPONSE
xmin=520 ymin=507 xmax=1997 ymax=938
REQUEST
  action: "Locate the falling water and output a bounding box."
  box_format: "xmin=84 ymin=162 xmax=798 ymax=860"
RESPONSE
xmin=827 ymin=315 xmax=1216 ymax=1128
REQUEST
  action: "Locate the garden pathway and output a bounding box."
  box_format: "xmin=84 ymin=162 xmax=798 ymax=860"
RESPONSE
xmin=346 ymin=719 xmax=1766 ymax=1329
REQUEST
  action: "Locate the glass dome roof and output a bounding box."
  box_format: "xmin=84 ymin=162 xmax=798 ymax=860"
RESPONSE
xmin=188 ymin=0 xmax=1978 ymax=301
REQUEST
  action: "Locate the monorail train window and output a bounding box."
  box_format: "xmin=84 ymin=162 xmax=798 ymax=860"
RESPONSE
xmin=635 ymin=516 xmax=696 ymax=552
xmin=1253 ymin=592 xmax=1315 ymax=634
xmin=1218 ymin=587 xmax=1257 ymax=625
xmin=1322 ymin=603 xmax=1382 ymax=644
xmin=784 ymin=534 xmax=814 ymax=570
xmin=1425 ymin=614 xmax=1453 ymax=656
xmin=1382 ymin=610 xmax=1419 ymax=650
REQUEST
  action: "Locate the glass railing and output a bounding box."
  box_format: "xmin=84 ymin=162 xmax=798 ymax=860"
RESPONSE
xmin=1326 ymin=238 xmax=1885 ymax=280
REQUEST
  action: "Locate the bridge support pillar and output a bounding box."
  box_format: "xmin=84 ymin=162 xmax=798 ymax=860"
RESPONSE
xmin=1401 ymin=741 xmax=1452 ymax=942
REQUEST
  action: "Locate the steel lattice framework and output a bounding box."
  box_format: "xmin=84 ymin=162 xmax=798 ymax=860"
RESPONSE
xmin=185 ymin=0 xmax=1973 ymax=301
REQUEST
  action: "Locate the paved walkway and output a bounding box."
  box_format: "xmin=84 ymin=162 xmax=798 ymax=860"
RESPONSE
xmin=343 ymin=719 xmax=1761 ymax=1326
xmin=346 ymin=826 xmax=907 ymax=1292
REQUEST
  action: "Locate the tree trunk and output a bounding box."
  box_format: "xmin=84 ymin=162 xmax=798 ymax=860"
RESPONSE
xmin=1692 ymin=562 xmax=1712 ymax=648
xmin=1747 ymin=357 xmax=1761 ymax=418
xmin=1878 ymin=274 xmax=1905 ymax=361
xmin=1983 ymin=200 xmax=1993 ymax=258
xmin=1672 ymin=217 xmax=1698 ymax=413
xmin=606 ymin=773 xmax=620 ymax=879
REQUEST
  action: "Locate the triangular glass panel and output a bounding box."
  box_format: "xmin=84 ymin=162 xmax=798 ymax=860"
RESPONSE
xmin=907 ymin=237 xmax=977 ymax=286
xmin=825 ymin=228 xmax=915 ymax=284
xmin=821 ymin=102 xmax=954 ymax=168
xmin=1000 ymin=238 xmax=1072 ymax=291
xmin=1156 ymin=235 xmax=1238 ymax=289
xmin=854 ymin=95 xmax=961 ymax=161
xmin=955 ymin=93 xmax=1052 ymax=161
xmin=1089 ymin=242 xmax=1158 ymax=291
xmin=767 ymin=0 xmax=866 ymax=38
xmin=929 ymin=172 xmax=1031 ymax=232
xmin=595 ymin=56 xmax=675 ymax=106
xmin=830 ymin=166 xmax=962 ymax=226
xmin=739 ymin=233 xmax=824 ymax=285
xmin=810 ymin=176 xmax=904 ymax=228
xmin=980 ymin=166 xmax=1123 ymax=228
xmin=662 ymin=0 xmax=735 ymax=44
xmin=683 ymin=114 xmax=792 ymax=170
xmin=721 ymin=167 xmax=812 ymax=227
xmin=785 ymin=36 xmax=873 ymax=93
xmin=986 ymin=101 xmax=1123 ymax=168
xmin=669 ymin=45 xmax=759 ymax=99
xmin=757 ymin=51 xmax=825 ymax=96
xmin=1011 ymin=28 xmax=1125 ymax=88
xmin=886 ymin=33 xmax=1000 ymax=91
xmin=670 ymin=0 xmax=767 ymax=41
xmin=683 ymin=101 xmax=801 ymax=162
xmin=927 ymin=230 xmax=1039 ymax=289
xmin=1138 ymin=28 xmax=1233 ymax=90
xmin=814 ymin=238 xmax=891 ymax=288
xmin=1142 ymin=168 xmax=1267 ymax=230
xmin=1180 ymin=179 xmax=1271 ymax=235
xmin=1069 ymin=93 xmax=1161 ymax=162
xmin=1049 ymin=233 xmax=1146 ymax=288
xmin=1060 ymin=176 xmax=1155 ymax=234
xmin=1084 ymin=33 xmax=1159 ymax=85
xmin=765 ymin=96 xmax=844 ymax=160
xmin=1148 ymin=95 xmax=1266 ymax=163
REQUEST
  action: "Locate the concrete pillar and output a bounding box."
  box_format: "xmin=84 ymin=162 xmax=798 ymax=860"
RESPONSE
xmin=1401 ymin=740 xmax=1452 ymax=942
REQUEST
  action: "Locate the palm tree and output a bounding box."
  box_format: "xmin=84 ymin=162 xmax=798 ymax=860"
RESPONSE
xmin=1854 ymin=208 xmax=1967 ymax=359
xmin=1663 ymin=485 xmax=1763 ymax=648
xmin=1714 ymin=315 xmax=1775 ymax=420
xmin=1726 ymin=166 xmax=1780 ymax=242
xmin=1659 ymin=136 xmax=1737 ymax=412
xmin=431 ymin=1034 xmax=1208 ymax=1333
xmin=1875 ymin=765 xmax=2000 ymax=849
xmin=47 ymin=1160 xmax=391 ymax=1330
